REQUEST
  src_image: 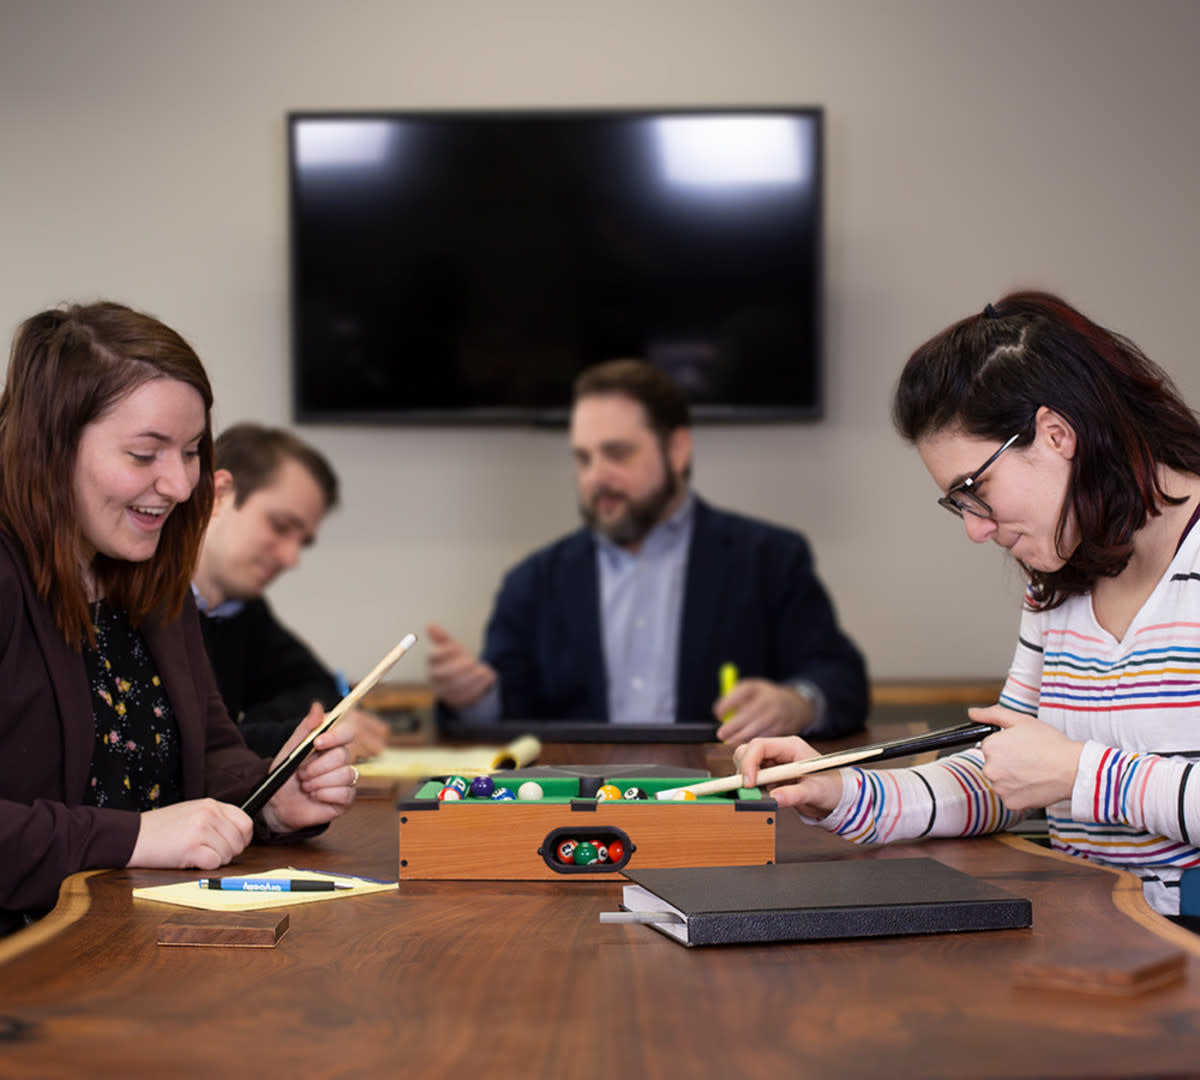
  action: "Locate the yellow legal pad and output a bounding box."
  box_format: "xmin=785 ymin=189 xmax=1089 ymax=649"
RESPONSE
xmin=132 ymin=867 xmax=397 ymax=912
xmin=355 ymin=734 xmax=541 ymax=779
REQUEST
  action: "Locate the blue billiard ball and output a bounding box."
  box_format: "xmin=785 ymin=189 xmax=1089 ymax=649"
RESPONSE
xmin=470 ymin=775 xmax=496 ymax=798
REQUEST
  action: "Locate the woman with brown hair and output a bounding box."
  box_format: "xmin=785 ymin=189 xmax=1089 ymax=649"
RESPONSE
xmin=737 ymin=291 xmax=1200 ymax=921
xmin=0 ymin=301 xmax=357 ymax=936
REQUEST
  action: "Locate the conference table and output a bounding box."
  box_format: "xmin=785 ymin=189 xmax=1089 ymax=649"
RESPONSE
xmin=3 ymin=733 xmax=1200 ymax=1079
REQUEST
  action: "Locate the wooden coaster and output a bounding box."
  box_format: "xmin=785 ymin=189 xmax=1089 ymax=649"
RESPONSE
xmin=156 ymin=911 xmax=290 ymax=948
xmin=1012 ymin=944 xmax=1186 ymax=996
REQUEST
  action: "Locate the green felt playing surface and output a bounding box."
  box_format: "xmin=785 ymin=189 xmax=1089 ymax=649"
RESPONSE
xmin=414 ymin=776 xmax=764 ymax=803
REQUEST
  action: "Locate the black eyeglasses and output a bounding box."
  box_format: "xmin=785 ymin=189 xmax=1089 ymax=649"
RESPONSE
xmin=937 ymin=432 xmax=1022 ymax=518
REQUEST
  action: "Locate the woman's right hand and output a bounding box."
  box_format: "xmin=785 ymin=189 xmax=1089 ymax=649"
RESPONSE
xmin=127 ymin=799 xmax=254 ymax=869
xmin=733 ymin=736 xmax=844 ymax=817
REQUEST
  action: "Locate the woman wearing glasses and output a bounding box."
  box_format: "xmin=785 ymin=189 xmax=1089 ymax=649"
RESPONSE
xmin=735 ymin=291 xmax=1200 ymax=919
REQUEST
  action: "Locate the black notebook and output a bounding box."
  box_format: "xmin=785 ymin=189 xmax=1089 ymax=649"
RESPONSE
xmin=619 ymin=858 xmax=1032 ymax=947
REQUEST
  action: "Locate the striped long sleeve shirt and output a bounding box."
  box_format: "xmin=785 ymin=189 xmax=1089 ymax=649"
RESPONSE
xmin=820 ymin=519 xmax=1200 ymax=915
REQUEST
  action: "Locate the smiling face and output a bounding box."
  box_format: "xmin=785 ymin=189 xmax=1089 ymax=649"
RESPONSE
xmin=71 ymin=377 xmax=206 ymax=566
xmin=194 ymin=456 xmax=328 ymax=606
xmin=917 ymin=408 xmax=1081 ymax=573
xmin=569 ymin=393 xmax=691 ymax=550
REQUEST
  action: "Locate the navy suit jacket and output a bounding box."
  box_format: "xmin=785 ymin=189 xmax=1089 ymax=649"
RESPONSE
xmin=200 ymin=596 xmax=341 ymax=757
xmin=450 ymin=498 xmax=868 ymax=737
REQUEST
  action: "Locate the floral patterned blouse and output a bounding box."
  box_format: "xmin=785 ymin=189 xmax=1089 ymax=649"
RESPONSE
xmin=82 ymin=601 xmax=183 ymax=811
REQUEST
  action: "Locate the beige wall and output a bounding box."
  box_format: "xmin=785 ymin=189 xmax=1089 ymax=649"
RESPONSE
xmin=2 ymin=0 xmax=1198 ymax=686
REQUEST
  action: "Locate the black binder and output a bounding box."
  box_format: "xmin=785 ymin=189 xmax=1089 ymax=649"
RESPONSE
xmin=618 ymin=858 xmax=1032 ymax=947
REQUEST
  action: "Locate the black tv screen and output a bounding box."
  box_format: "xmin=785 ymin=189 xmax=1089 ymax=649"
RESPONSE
xmin=288 ymin=108 xmax=823 ymax=424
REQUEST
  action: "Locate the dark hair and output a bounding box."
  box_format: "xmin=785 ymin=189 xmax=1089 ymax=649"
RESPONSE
xmin=573 ymin=358 xmax=692 ymax=439
xmin=893 ymin=290 xmax=1200 ymax=608
xmin=214 ymin=423 xmax=340 ymax=511
xmin=0 ymin=301 xmax=215 ymax=645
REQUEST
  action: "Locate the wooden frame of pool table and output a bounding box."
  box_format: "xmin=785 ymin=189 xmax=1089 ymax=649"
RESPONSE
xmin=397 ymin=775 xmax=777 ymax=881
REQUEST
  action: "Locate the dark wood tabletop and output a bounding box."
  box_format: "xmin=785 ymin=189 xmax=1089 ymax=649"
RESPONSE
xmin=3 ymin=738 xmax=1200 ymax=1079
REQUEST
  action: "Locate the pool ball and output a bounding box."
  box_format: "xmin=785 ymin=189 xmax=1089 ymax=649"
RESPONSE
xmin=491 ymin=787 xmax=516 ymax=801
xmin=596 ymin=784 xmax=622 ymax=801
xmin=437 ymin=786 xmax=461 ymax=801
xmin=445 ymin=776 xmax=469 ymax=797
xmin=594 ymin=842 xmax=609 ymax=863
xmin=672 ymin=790 xmax=698 ymax=801
xmin=573 ymin=841 xmax=600 ymax=865
xmin=606 ymin=839 xmax=626 ymax=864
xmin=556 ymin=839 xmax=578 ymax=863
xmin=517 ymin=781 xmax=544 ymax=800
xmin=470 ymin=775 xmax=495 ymax=798
xmin=622 ymin=787 xmax=646 ymax=800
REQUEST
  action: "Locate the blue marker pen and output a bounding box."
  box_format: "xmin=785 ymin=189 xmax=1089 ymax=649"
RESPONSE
xmin=199 ymin=877 xmax=352 ymax=892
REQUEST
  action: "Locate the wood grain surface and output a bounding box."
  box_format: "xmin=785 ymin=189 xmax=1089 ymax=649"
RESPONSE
xmin=1 ymin=738 xmax=1199 ymax=1079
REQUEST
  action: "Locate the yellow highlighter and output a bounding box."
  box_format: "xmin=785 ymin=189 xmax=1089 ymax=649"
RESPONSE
xmin=718 ymin=662 xmax=739 ymax=734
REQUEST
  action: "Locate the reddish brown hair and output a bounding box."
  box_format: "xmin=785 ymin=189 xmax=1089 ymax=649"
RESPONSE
xmin=0 ymin=302 xmax=215 ymax=646
xmin=893 ymin=291 xmax=1200 ymax=608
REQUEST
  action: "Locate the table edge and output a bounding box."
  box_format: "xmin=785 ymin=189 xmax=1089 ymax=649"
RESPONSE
xmin=995 ymin=833 xmax=1200 ymax=957
xmin=0 ymin=869 xmax=102 ymax=965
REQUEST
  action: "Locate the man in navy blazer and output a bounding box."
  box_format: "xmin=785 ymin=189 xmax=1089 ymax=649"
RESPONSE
xmin=427 ymin=360 xmax=868 ymax=744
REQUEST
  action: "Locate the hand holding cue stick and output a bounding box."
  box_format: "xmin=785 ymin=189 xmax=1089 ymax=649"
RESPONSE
xmin=655 ymin=721 xmax=1000 ymax=800
xmin=240 ymin=632 xmax=419 ymax=816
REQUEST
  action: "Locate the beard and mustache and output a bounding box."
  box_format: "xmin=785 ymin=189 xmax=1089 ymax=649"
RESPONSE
xmin=579 ymin=463 xmax=679 ymax=548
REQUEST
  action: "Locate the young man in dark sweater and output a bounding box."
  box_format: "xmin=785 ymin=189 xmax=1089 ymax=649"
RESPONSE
xmin=194 ymin=423 xmax=387 ymax=761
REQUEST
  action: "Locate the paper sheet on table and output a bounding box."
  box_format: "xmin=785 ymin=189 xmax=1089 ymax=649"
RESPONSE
xmin=355 ymin=734 xmax=541 ymax=779
xmin=132 ymin=867 xmax=397 ymax=912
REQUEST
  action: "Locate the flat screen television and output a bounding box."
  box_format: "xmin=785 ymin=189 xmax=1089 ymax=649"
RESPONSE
xmin=288 ymin=107 xmax=824 ymax=424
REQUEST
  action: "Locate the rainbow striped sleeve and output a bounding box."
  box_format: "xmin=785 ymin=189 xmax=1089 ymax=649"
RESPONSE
xmin=1069 ymin=740 xmax=1200 ymax=870
xmin=824 ymin=748 xmax=1023 ymax=844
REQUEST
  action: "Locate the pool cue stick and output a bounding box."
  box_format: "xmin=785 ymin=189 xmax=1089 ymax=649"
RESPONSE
xmin=655 ymin=721 xmax=999 ymax=800
xmin=240 ymin=632 xmax=419 ymax=816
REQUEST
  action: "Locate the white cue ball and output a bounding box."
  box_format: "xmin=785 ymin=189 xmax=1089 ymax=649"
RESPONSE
xmin=516 ymin=781 xmax=544 ymax=801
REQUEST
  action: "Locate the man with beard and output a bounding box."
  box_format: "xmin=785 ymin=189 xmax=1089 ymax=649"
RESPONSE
xmin=425 ymin=360 xmax=868 ymax=744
